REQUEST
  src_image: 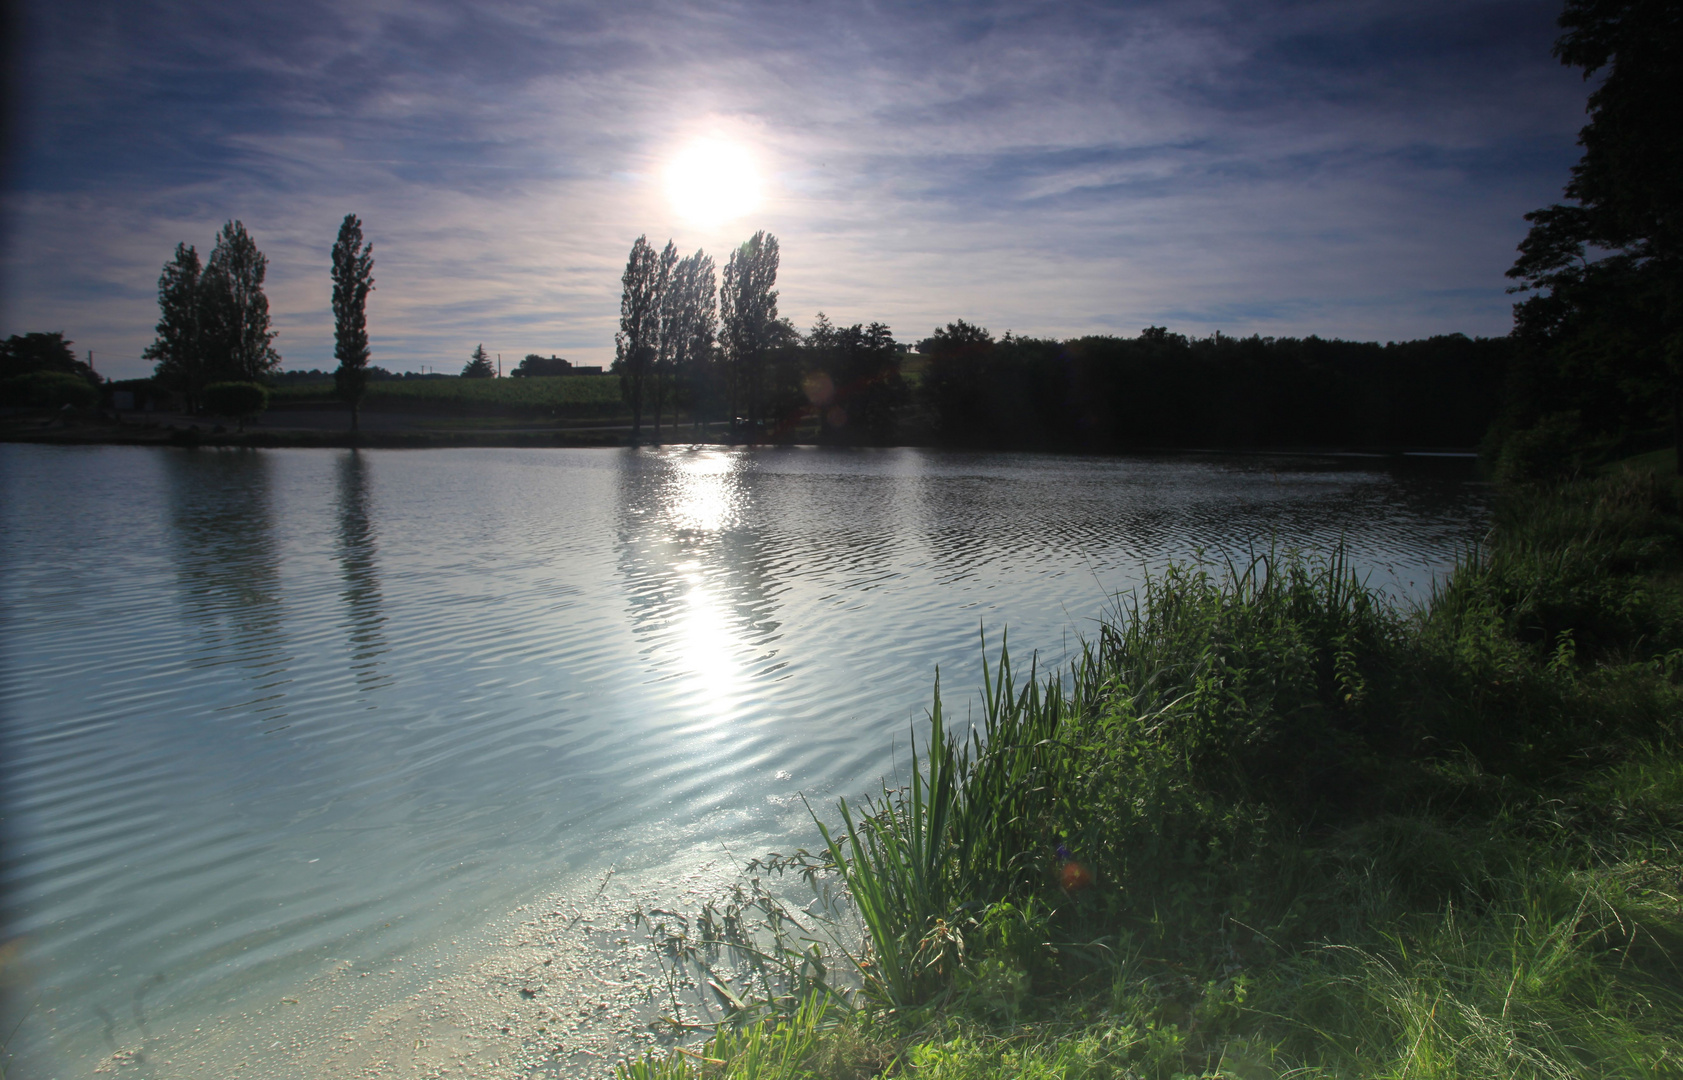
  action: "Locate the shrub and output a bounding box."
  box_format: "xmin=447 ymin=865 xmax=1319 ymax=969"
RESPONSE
xmin=0 ymin=370 xmax=99 ymax=409
xmin=1493 ymin=412 xmax=1590 ymax=484
xmin=202 ymin=380 xmax=270 ymax=430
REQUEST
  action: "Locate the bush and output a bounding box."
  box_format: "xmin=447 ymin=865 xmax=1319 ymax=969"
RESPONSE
xmin=1492 ymin=412 xmax=1591 ymax=484
xmin=623 ymin=474 xmax=1683 ymax=1079
xmin=202 ymin=381 xmax=270 ymax=429
xmin=0 ymin=370 xmax=99 ymax=409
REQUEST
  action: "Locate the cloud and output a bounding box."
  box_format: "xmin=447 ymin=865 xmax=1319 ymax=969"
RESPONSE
xmin=2 ymin=0 xmax=1586 ymax=378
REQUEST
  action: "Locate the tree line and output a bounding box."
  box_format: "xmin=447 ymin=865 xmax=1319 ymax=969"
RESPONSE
xmin=611 ymin=230 xmax=916 ymax=444
xmin=914 ymin=324 xmax=1509 ymax=451
xmin=14 ymin=212 xmax=1514 ymax=451
xmin=138 ymin=214 xmax=378 ymax=428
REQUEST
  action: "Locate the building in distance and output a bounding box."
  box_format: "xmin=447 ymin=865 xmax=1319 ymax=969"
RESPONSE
xmin=512 ymin=354 xmax=604 ymax=377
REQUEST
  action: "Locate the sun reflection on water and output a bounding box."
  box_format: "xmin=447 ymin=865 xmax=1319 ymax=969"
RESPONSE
xmin=668 ymin=448 xmax=742 ymax=533
xmin=664 ymin=449 xmax=750 ymax=728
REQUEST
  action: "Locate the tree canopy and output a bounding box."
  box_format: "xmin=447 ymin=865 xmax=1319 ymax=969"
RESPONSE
xmin=1 ymin=332 xmax=93 ymax=381
xmin=203 ymin=220 xmax=282 ymax=382
xmin=614 ymin=235 xmax=664 ymax=440
xmin=146 ymin=222 xmax=281 ymax=404
xmin=721 ymin=231 xmax=781 ymax=423
xmin=1505 ymin=0 xmax=1683 ymax=465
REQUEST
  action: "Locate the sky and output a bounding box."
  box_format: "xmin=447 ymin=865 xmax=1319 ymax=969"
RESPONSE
xmin=1 ymin=0 xmax=1590 ymax=380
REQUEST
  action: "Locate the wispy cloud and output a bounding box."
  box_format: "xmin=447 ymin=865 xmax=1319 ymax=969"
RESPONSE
xmin=2 ymin=0 xmax=1585 ymax=378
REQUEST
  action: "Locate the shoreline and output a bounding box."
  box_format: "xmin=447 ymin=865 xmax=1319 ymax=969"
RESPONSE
xmin=1 ymin=413 xmax=1482 ymax=458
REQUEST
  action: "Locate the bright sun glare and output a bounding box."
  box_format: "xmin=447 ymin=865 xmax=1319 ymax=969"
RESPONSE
xmin=665 ymin=140 xmax=762 ymax=227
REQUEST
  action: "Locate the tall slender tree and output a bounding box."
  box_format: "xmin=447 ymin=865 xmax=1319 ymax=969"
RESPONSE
xmin=720 ymin=231 xmax=780 ymax=423
xmin=331 ymin=214 xmax=377 ymax=432
xmin=614 ymin=236 xmax=661 ymax=442
xmin=650 ymin=241 xmax=679 ymax=442
xmin=203 ymin=220 xmax=281 ymax=382
xmin=145 ymin=243 xmax=208 ymax=405
xmin=665 ymin=250 xmax=718 ymax=436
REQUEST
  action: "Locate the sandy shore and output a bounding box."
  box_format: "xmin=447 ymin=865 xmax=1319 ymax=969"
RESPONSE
xmin=69 ymin=854 xmax=827 ymax=1080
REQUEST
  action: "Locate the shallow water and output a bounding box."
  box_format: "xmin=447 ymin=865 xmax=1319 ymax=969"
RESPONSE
xmin=0 ymin=444 xmax=1487 ymax=1077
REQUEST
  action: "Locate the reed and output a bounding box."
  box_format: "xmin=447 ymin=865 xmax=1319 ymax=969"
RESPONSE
xmin=624 ymin=471 xmax=1683 ymax=1080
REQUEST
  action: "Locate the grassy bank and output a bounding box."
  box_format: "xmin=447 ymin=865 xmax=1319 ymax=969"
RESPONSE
xmin=628 ymin=469 xmax=1683 ymax=1079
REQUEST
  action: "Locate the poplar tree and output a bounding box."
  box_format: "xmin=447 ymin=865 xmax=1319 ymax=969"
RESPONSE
xmin=615 ymin=235 xmax=661 ymax=442
xmin=203 ymin=220 xmax=281 ymax=382
xmin=650 ymin=240 xmax=678 ymax=441
xmin=331 ymin=214 xmax=376 ymax=432
xmin=144 ymin=243 xmax=207 ymax=405
xmin=664 ymin=250 xmax=718 ymax=435
xmin=720 ymin=231 xmax=780 ymax=422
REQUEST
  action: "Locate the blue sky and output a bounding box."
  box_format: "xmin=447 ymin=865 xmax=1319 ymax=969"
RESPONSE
xmin=2 ymin=0 xmax=1587 ymax=379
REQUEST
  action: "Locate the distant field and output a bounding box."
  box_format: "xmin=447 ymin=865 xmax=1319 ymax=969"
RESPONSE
xmin=270 ymin=376 xmax=624 ymax=409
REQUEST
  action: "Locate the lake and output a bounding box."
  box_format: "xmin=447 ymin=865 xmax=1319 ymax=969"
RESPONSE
xmin=0 ymin=444 xmax=1488 ymax=1078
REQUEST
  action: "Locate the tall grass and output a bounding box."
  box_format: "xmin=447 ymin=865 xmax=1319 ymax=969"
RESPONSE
xmin=622 ymin=472 xmax=1683 ymax=1080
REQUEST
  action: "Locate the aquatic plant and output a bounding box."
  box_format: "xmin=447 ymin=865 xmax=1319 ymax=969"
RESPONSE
xmin=622 ymin=472 xmax=1683 ymax=1079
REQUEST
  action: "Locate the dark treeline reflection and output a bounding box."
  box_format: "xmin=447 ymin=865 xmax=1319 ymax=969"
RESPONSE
xmin=164 ymin=448 xmax=283 ymax=667
xmin=917 ymin=324 xmax=1508 ymax=451
xmin=335 ymin=450 xmax=389 ymax=689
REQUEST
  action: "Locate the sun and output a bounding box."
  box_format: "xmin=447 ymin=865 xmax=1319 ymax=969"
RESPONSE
xmin=665 ymin=139 xmax=762 ymax=228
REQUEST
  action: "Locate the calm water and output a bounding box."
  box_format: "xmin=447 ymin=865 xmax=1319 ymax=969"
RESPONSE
xmin=1 ymin=444 xmax=1487 ymax=1077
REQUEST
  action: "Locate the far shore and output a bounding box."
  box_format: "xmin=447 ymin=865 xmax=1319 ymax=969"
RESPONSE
xmin=1 ymin=404 xmax=1483 ymax=457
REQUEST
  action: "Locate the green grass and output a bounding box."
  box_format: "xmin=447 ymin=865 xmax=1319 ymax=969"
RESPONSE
xmin=268 ymin=375 xmax=624 ymax=409
xmin=623 ymin=472 xmax=1683 ymax=1080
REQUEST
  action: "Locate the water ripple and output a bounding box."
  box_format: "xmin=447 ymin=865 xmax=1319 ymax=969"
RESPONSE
xmin=0 ymin=444 xmax=1488 ymax=1076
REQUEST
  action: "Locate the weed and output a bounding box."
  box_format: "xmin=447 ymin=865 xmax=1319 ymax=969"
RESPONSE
xmin=625 ymin=473 xmax=1683 ymax=1079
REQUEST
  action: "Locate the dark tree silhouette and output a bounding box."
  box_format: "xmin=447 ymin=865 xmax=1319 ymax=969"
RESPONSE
xmin=614 ymin=235 xmax=661 ymax=441
xmin=2 ymin=332 xmax=93 ymax=381
xmin=806 ymin=315 xmax=906 ymax=444
xmin=331 ymin=214 xmax=377 ymax=432
xmin=462 ymin=343 xmax=494 ymax=378
xmin=721 ymin=231 xmax=780 ymax=423
xmin=145 ymin=243 xmax=209 ymax=406
xmin=1506 ymin=0 xmax=1683 ymax=468
xmin=661 ymin=249 xmax=718 ymax=437
xmin=202 ymin=221 xmax=281 ymax=383
xmin=202 ymin=381 xmax=269 ymax=432
xmin=650 ymin=240 xmax=678 ymax=441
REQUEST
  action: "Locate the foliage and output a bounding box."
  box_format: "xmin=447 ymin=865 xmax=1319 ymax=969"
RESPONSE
xmin=721 ymin=231 xmax=783 ymax=423
xmin=202 ymin=220 xmax=282 ymax=382
xmin=143 ymin=242 xmax=207 ymax=398
xmin=920 ymin=325 xmax=1508 ymax=450
xmin=1504 ymin=0 xmax=1683 ymax=463
xmin=624 ymin=470 xmax=1683 ymax=1079
xmin=1490 ymin=411 xmax=1594 ymax=484
xmin=805 ymin=316 xmax=908 ymax=445
xmin=0 ymin=332 xmax=93 ymax=382
xmin=660 ymin=248 xmax=720 ymax=434
xmin=146 ymin=222 xmax=282 ymax=401
xmin=461 ymin=343 xmax=494 ymax=379
xmin=0 ymin=370 xmax=98 ymax=409
xmin=201 ymin=381 xmax=269 ymax=430
xmin=616 ymin=235 xmax=665 ymax=438
xmin=512 ymin=354 xmax=574 ymax=377
xmin=331 ymin=213 xmax=376 ymax=425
